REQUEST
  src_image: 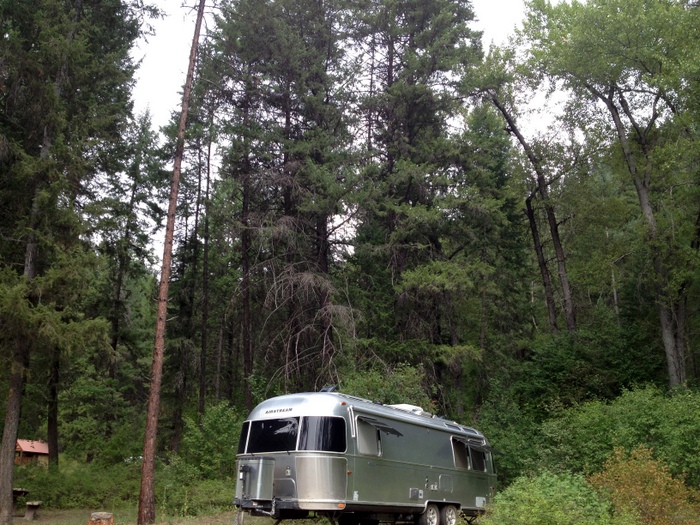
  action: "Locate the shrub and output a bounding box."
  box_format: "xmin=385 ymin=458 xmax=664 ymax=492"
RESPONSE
xmin=13 ymin=460 xmax=141 ymax=509
xmin=476 ymin=381 xmax=542 ymax=485
xmin=477 ymin=470 xmax=635 ymax=525
xmin=178 ymin=402 xmax=244 ymax=480
xmin=14 ymin=457 xmax=236 ymax=516
xmin=539 ymin=386 xmax=700 ymax=485
xmin=588 ymin=447 xmax=700 ymax=525
xmin=156 ymin=472 xmax=234 ymax=517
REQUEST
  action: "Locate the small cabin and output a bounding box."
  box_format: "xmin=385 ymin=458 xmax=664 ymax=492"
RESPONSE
xmin=15 ymin=440 xmax=49 ymax=466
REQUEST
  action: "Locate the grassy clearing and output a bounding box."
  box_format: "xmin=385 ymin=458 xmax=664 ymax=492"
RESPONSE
xmin=23 ymin=508 xmax=241 ymax=525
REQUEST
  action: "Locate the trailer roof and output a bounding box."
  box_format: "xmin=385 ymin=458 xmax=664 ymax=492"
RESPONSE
xmin=246 ymin=391 xmax=487 ymax=442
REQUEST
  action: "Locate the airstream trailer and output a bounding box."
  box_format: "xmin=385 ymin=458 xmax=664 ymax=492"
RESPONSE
xmin=234 ymin=391 xmax=496 ymax=525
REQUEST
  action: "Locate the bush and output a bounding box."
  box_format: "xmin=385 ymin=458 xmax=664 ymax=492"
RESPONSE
xmin=476 ymin=380 xmax=543 ymax=485
xmin=13 ymin=460 xmax=141 ymax=509
xmin=14 ymin=457 xmax=236 ymax=516
xmin=588 ymin=447 xmax=700 ymax=525
xmin=155 ymin=471 xmax=234 ymax=517
xmin=178 ymin=402 xmax=244 ymax=480
xmin=539 ymin=386 xmax=700 ymax=485
xmin=477 ymin=471 xmax=634 ymax=525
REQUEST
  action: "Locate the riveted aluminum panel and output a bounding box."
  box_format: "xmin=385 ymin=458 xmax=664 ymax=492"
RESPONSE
xmin=295 ymin=455 xmax=347 ymax=510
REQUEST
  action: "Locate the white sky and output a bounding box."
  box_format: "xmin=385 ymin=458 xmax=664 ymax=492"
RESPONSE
xmin=132 ymin=0 xmax=527 ymax=130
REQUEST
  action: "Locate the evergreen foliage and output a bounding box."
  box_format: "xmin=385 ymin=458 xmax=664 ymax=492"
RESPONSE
xmin=0 ymin=0 xmax=699 ymax=517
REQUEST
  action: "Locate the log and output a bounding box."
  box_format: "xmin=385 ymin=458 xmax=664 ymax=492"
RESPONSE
xmin=88 ymin=512 xmax=114 ymax=525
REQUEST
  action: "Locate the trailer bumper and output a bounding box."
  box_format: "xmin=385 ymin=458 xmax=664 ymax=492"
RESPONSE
xmin=234 ymin=497 xmax=310 ymax=519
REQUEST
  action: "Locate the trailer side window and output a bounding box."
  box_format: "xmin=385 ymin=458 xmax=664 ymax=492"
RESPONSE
xmin=237 ymin=421 xmax=250 ymax=454
xmin=470 ymin=448 xmax=487 ymax=472
xmin=299 ymin=416 xmax=346 ymax=452
xmin=247 ymin=417 xmax=300 ymax=453
xmin=356 ymin=419 xmax=381 ymax=456
xmin=452 ymin=438 xmax=470 ymax=469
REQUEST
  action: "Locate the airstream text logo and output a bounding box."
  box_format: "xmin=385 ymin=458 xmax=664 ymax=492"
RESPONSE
xmin=265 ymin=408 xmax=293 ymax=414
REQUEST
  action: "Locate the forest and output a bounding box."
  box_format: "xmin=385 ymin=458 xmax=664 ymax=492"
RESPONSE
xmin=1 ymin=0 xmax=700 ymax=523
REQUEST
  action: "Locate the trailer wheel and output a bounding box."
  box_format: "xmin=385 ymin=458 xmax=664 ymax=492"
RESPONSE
xmin=418 ymin=503 xmax=440 ymax=525
xmin=440 ymin=505 xmax=458 ymax=525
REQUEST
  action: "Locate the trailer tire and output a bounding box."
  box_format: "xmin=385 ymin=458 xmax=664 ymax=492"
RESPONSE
xmin=440 ymin=505 xmax=458 ymax=525
xmin=418 ymin=504 xmax=440 ymax=525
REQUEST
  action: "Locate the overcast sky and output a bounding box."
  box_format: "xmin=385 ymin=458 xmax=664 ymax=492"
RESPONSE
xmin=132 ymin=0 xmax=527 ymax=130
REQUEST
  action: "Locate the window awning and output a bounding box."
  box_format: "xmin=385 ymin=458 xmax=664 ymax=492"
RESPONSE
xmin=452 ymin=436 xmax=493 ymax=453
xmin=357 ymin=416 xmax=403 ymax=437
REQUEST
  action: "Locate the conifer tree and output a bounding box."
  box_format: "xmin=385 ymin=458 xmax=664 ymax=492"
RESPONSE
xmin=0 ymin=0 xmax=150 ymax=520
xmin=349 ymin=0 xmax=484 ymax=361
xmin=207 ymin=0 xmax=354 ymax=396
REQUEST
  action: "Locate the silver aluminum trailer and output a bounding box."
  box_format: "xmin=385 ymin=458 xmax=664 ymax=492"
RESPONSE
xmin=234 ymin=391 xmax=496 ymax=525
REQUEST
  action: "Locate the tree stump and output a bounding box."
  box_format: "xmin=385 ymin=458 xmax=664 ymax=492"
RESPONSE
xmin=88 ymin=512 xmax=114 ymax=525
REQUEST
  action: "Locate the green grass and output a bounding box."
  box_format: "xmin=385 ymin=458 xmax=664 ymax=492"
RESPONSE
xmin=26 ymin=508 xmax=242 ymax=525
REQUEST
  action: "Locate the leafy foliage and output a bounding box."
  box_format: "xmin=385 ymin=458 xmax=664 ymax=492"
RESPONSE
xmin=539 ymin=387 xmax=700 ymax=486
xmin=340 ymin=362 xmax=433 ymax=409
xmin=13 ymin=459 xmax=234 ymax=517
xmin=13 ymin=461 xmax=141 ymax=509
xmin=2 ymin=0 xmax=700 ymax=518
xmin=477 ymin=470 xmax=634 ymax=525
xmin=588 ymin=447 xmax=700 ymax=525
xmin=177 ymin=403 xmax=244 ymax=480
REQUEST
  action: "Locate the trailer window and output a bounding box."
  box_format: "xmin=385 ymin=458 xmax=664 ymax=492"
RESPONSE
xmin=452 ymin=438 xmax=470 ymax=469
xmin=356 ymin=419 xmax=381 ymax=456
xmin=237 ymin=421 xmax=250 ymax=454
xmin=470 ymin=448 xmax=487 ymax=472
xmin=246 ymin=417 xmax=300 ymax=453
xmin=299 ymin=416 xmax=346 ymax=452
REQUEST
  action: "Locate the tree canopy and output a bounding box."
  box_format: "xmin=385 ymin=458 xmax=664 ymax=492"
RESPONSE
xmin=1 ymin=0 xmax=699 ymax=522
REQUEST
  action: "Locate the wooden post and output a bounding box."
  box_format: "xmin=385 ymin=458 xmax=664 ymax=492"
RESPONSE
xmin=88 ymin=512 xmax=114 ymax=525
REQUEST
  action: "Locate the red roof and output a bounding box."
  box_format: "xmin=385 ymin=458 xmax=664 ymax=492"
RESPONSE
xmin=16 ymin=440 xmax=49 ymax=455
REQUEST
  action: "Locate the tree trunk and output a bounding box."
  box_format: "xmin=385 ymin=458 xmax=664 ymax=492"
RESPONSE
xmin=199 ymin=132 xmax=212 ymax=417
xmin=0 ymin=145 xmax=46 ymax=524
xmin=490 ymin=94 xmax=575 ymax=331
xmin=589 ymin=84 xmax=687 ymax=388
xmin=47 ymin=346 xmax=60 ymax=471
xmin=137 ymin=1 xmax=206 ymax=523
xmin=240 ymin=86 xmax=254 ymax=411
xmin=317 ymin=214 xmax=334 ymax=376
xmin=525 ymin=195 xmax=559 ymax=332
xmin=241 ymin=172 xmax=253 ymax=411
xmin=0 ymin=342 xmax=28 ymax=525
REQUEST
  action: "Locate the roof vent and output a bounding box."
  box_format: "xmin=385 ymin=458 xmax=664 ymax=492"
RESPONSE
xmin=389 ymin=403 xmax=432 ymax=417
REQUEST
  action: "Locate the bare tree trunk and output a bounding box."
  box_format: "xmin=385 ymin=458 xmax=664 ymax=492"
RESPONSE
xmin=240 ymin=86 xmax=254 ymax=411
xmin=241 ymin=172 xmax=253 ymax=410
xmin=199 ymin=131 xmax=212 ymax=417
xmin=526 ymin=195 xmax=559 ymax=332
xmin=137 ymin=1 xmax=206 ymax=523
xmin=490 ymin=95 xmax=575 ymax=331
xmin=214 ymin=324 xmax=223 ymax=400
